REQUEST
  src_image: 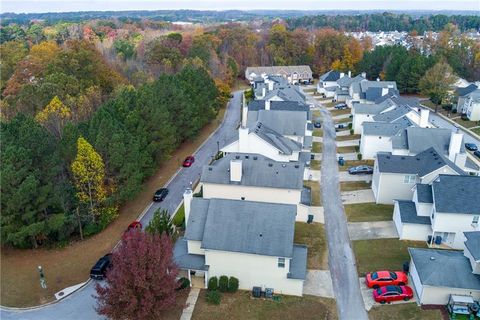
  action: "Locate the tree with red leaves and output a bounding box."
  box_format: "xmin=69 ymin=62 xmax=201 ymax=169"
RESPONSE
xmin=95 ymin=230 xmax=179 ymax=320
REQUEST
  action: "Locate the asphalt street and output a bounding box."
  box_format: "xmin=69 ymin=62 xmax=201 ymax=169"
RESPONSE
xmin=310 ymin=96 xmax=368 ymax=320
xmin=0 ymin=91 xmax=242 ymax=320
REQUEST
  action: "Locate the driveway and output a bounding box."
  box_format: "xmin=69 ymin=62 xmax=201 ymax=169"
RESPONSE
xmin=359 ymin=277 xmax=416 ymax=311
xmin=336 ymin=152 xmax=357 ymax=160
xmin=341 ymin=189 xmax=375 ymax=204
xmin=308 ymin=94 xmax=368 ymax=319
xmin=303 ymin=270 xmax=334 ymax=298
xmin=348 ymin=221 xmax=398 ymax=241
xmin=339 ymin=171 xmax=372 ymax=182
xmin=336 ymin=139 xmax=359 ymax=147
xmin=0 ymin=91 xmax=243 ymax=320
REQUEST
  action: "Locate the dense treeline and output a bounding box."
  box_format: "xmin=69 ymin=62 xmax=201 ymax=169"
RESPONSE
xmin=1 ymin=62 xmax=222 ymax=248
xmin=287 ymin=13 xmax=480 ymax=33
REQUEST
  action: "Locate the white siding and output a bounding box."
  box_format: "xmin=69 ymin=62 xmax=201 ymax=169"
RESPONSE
xmin=420 ymin=166 xmax=459 ymax=184
xmin=353 ymin=113 xmax=374 ymax=134
xmin=409 ymin=260 xmax=424 ymax=300
xmin=204 ymin=249 xmax=304 ymax=296
xmin=188 ymin=240 xmax=205 ymax=255
xmin=360 ymin=134 xmax=393 ymax=160
xmin=420 ymin=286 xmax=480 ymax=305
xmin=393 ymin=202 xmax=432 ymax=241
xmin=432 ymin=212 xmax=480 ymax=249
xmin=375 ymin=173 xmax=416 ymax=204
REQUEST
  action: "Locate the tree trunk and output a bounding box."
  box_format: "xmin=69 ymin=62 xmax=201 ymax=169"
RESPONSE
xmin=76 ymin=207 xmax=84 ymax=241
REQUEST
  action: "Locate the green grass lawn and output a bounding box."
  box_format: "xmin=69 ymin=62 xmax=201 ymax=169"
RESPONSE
xmin=193 ymin=290 xmax=338 ymax=320
xmin=353 ymin=239 xmax=427 ymax=275
xmin=294 ymin=222 xmax=328 ymax=269
xmin=334 ymin=117 xmax=351 ymax=124
xmin=344 ymin=203 xmax=394 ymax=222
xmin=369 ymin=303 xmax=443 ymax=320
xmin=312 ymin=110 xmax=321 ymax=119
xmin=336 ymin=146 xmax=357 ymax=153
xmin=336 ymin=134 xmax=360 ymax=141
xmin=313 ymin=129 xmax=323 ymax=137
xmin=324 ymin=101 xmax=336 ymax=108
xmin=303 ymin=180 xmax=322 ymax=206
xmin=330 ymin=108 xmax=351 ymax=116
xmin=338 ymin=160 xmax=374 ymax=171
xmin=310 ymin=160 xmax=321 ymax=170
xmin=312 ymin=142 xmax=322 ymax=153
xmin=472 ymin=127 xmax=480 ymax=135
xmin=339 ymin=181 xmax=371 ymax=191
xmin=454 ymin=117 xmax=480 ymax=128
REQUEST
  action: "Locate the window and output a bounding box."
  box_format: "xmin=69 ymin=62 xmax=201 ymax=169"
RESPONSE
xmin=278 ymin=258 xmax=285 ymax=268
xmin=473 ymin=216 xmax=479 ymax=225
xmin=241 ymin=197 xmax=245 ymax=200
xmin=403 ymin=175 xmax=416 ymax=184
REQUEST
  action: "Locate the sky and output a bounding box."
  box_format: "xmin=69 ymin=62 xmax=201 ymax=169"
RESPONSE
xmin=1 ymin=0 xmax=479 ymax=14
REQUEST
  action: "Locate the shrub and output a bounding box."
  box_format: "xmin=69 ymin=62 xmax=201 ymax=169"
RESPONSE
xmin=177 ymin=277 xmax=190 ymax=290
xmin=349 ymin=129 xmax=354 ymax=135
xmin=218 ymin=276 xmax=229 ymax=292
xmin=208 ymin=276 xmax=218 ymax=291
xmin=206 ymin=290 xmax=221 ymax=305
xmin=348 ymin=123 xmax=352 ymax=129
xmin=228 ymin=277 xmax=239 ymax=292
xmin=357 ymin=153 xmax=363 ymax=160
xmin=172 ymin=205 xmax=185 ymax=227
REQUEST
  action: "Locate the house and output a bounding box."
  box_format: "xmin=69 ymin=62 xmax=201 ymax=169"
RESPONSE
xmin=334 ymin=73 xmax=365 ymax=102
xmin=200 ymin=153 xmax=313 ymax=221
xmin=317 ymin=70 xmax=344 ymax=98
xmin=408 ymin=247 xmax=480 ymax=305
xmin=393 ymin=174 xmax=480 ymax=248
xmin=461 ymin=89 xmax=480 ymax=121
xmin=347 ymin=80 xmax=398 ymax=107
xmin=372 ymin=147 xmax=464 ymax=204
xmin=455 ymin=83 xmax=477 ymax=112
xmin=464 ymin=232 xmax=480 ymax=275
xmin=174 ymin=193 xmax=307 ymax=296
xmin=352 ymin=99 xmax=396 ymax=134
xmin=245 ymin=66 xmax=313 ymax=84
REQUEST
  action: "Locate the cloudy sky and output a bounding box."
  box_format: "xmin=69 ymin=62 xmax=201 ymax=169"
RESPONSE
xmin=1 ymin=0 xmax=479 ymax=13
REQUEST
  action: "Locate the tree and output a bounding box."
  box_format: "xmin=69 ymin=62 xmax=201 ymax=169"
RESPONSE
xmin=95 ymin=231 xmax=179 ymax=320
xmin=419 ymin=60 xmax=457 ymax=107
xmin=71 ymin=136 xmax=107 ymax=223
xmin=146 ymin=209 xmax=174 ymax=236
xmin=35 ymin=96 xmax=72 ymax=139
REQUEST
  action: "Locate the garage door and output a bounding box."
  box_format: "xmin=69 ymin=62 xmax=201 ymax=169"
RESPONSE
xmin=410 ymin=261 xmax=423 ymax=302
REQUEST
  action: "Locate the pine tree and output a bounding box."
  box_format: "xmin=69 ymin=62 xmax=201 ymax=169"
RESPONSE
xmin=146 ymin=209 xmax=174 ymax=237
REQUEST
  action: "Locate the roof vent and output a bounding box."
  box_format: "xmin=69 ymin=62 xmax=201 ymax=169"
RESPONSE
xmin=294 ymin=164 xmax=299 ymax=168
xmin=253 ymin=156 xmax=258 ymax=160
xmin=282 ymin=164 xmax=286 ymax=168
xmin=430 ymin=256 xmax=435 ymax=261
xmin=416 ymin=158 xmax=420 ymax=161
xmin=208 ymin=167 xmax=213 ymax=171
xmin=235 ymin=155 xmax=240 ymax=159
xmin=276 ymin=171 xmax=279 ymax=174
xmin=386 ymin=156 xmax=391 ymax=159
xmin=259 ymin=233 xmax=263 ymax=237
xmin=401 ymin=157 xmax=405 ymax=160
xmin=245 ymin=155 xmax=249 ymax=159
xmin=268 ymin=163 xmax=273 ymax=167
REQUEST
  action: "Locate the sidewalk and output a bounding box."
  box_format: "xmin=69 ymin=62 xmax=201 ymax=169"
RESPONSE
xmin=180 ymin=288 xmax=200 ymax=320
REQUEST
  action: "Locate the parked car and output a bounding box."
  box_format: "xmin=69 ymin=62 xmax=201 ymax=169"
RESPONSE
xmin=153 ymin=188 xmax=169 ymax=202
xmin=182 ymin=156 xmax=195 ymax=167
xmin=334 ymin=103 xmax=348 ymax=110
xmin=90 ymin=254 xmax=112 ymax=280
xmin=126 ymin=221 xmax=142 ymax=233
xmin=365 ymin=271 xmax=408 ymax=288
xmin=474 ymin=150 xmax=480 ymax=159
xmin=373 ymin=285 xmax=413 ymax=304
xmin=314 ymin=119 xmax=322 ymax=128
xmin=348 ymin=165 xmax=373 ymax=175
xmin=461 ymin=114 xmax=470 ymax=121
xmin=465 ymin=143 xmax=478 ymax=151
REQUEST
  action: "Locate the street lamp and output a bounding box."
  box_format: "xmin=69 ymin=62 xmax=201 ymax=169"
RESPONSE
xmin=216 ymin=141 xmax=220 ymax=154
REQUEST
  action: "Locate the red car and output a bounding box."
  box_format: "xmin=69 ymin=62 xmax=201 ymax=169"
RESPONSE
xmin=373 ymin=285 xmax=413 ymax=304
xmin=126 ymin=221 xmax=142 ymax=232
xmin=182 ymin=156 xmax=195 ymax=167
xmin=365 ymin=271 xmax=408 ymax=288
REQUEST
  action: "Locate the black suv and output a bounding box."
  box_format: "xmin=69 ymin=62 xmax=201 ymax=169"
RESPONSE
xmin=90 ymin=254 xmax=112 ymax=280
xmin=153 ymin=188 xmax=169 ymax=202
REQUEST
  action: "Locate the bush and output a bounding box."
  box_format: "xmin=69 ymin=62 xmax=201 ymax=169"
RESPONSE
xmin=172 ymin=205 xmax=185 ymax=227
xmin=218 ymin=276 xmax=229 ymax=292
xmin=228 ymin=277 xmax=239 ymax=292
xmin=206 ymin=290 xmax=221 ymax=305
xmin=208 ymin=276 xmax=218 ymax=291
xmin=349 ymin=129 xmax=354 ymax=135
xmin=177 ymin=277 xmax=190 ymax=290
xmin=348 ymin=123 xmax=352 ymax=129
xmin=357 ymin=153 xmax=363 ymax=160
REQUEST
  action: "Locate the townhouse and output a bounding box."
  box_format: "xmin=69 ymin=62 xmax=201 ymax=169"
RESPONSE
xmin=317 ymin=70 xmax=344 ymax=98
xmin=245 ymin=66 xmax=313 ymax=84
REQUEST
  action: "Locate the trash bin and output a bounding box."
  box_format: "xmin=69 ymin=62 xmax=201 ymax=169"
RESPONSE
xmin=307 ymin=214 xmax=314 ymax=224
xmin=338 ymin=156 xmax=345 ymax=166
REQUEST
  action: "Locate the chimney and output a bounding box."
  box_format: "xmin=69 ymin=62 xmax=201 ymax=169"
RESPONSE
xmin=340 ymin=72 xmax=345 ymax=79
xmin=419 ymin=109 xmax=429 ymax=128
xmin=448 ymin=131 xmax=463 ymax=163
xmin=348 ymin=70 xmax=352 ymax=78
xmin=238 ymin=126 xmax=249 ymax=152
xmin=268 ymin=81 xmax=274 ymax=91
xmin=265 ymin=99 xmax=271 ymax=110
xmin=261 ymin=87 xmax=266 ymax=98
xmin=361 ymin=72 xmax=366 ymax=78
xmin=230 ymin=159 xmax=242 ymax=182
xmin=183 ymin=188 xmax=193 ymax=227
xmin=376 ymin=77 xmax=380 ymax=82
xmin=241 ymin=103 xmax=248 ymax=127
xmin=381 ymin=87 xmax=389 ymax=96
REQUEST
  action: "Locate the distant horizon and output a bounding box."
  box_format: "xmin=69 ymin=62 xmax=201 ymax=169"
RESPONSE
xmin=2 ymin=0 xmax=479 ymax=14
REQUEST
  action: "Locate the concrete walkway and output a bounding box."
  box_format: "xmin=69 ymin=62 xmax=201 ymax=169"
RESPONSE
xmin=303 ymin=270 xmax=334 ymax=298
xmin=305 ymin=168 xmax=320 ymax=181
xmin=336 ymin=139 xmax=360 ymax=147
xmin=348 ymin=221 xmax=398 ymax=241
xmin=332 ymin=113 xmax=351 ymax=120
xmin=309 ymin=94 xmax=368 ymax=319
xmin=336 ymin=130 xmax=351 ymax=137
xmin=336 ymin=152 xmax=357 ymax=160
xmin=341 ymin=189 xmax=375 ymax=204
xmin=338 ymin=171 xmax=372 ymax=182
xmin=180 ymin=288 xmax=200 ymax=320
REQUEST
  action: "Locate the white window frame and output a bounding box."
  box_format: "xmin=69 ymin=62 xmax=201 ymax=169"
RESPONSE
xmin=403 ymin=175 xmax=416 ymax=184
xmin=278 ymin=257 xmax=285 ymax=268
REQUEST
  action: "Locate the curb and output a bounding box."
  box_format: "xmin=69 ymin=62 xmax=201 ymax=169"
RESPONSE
xmin=1 ymin=90 xmax=243 ymax=312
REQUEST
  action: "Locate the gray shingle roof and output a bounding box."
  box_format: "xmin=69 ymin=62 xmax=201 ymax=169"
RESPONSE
xmin=354 ymin=99 xmax=395 ymax=115
xmin=173 ymin=237 xmax=208 ymax=271
xmin=409 ymin=248 xmax=480 ymax=290
xmin=248 ymin=100 xmax=310 ymax=114
xmin=248 ymin=110 xmax=307 ymax=136
xmin=456 ymin=84 xmax=478 ymax=97
xmin=185 ymin=198 xmax=210 ymax=241
xmin=405 ymin=127 xmax=463 ymax=155
xmin=376 ymin=147 xmax=464 ymax=176
xmin=246 ymin=66 xmax=312 ymax=78
xmin=264 ymin=86 xmax=306 ymax=103
xmin=303 ymin=136 xmax=313 ymax=149
xmin=288 ymin=245 xmax=308 ymax=280
xmin=432 ymin=174 xmax=480 ymax=214
xmin=373 ymin=105 xmax=412 ymax=122
xmin=200 ymin=199 xmax=297 ymax=257
xmin=201 ymin=153 xmax=304 ymax=189
xmin=415 ymin=184 xmax=433 ymax=203
xmin=396 ymin=200 xmax=431 ymax=225
xmin=320 ymin=70 xmax=342 ymax=82
xmin=251 ymin=122 xmax=302 ymax=155
xmin=392 ymin=129 xmax=408 ymax=150
xmin=362 ymin=119 xmax=412 ymax=136
xmin=464 ymin=232 xmax=480 ymax=261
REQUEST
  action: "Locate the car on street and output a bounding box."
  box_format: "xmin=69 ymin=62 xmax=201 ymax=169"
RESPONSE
xmin=465 ymin=143 xmax=478 ymax=151
xmin=90 ymin=254 xmax=112 ymax=280
xmin=334 ymin=103 xmax=348 ymax=109
xmin=348 ymin=165 xmax=373 ymax=175
xmin=126 ymin=221 xmax=142 ymax=232
xmin=373 ymin=285 xmax=413 ymax=304
xmin=182 ymin=155 xmax=195 ymax=167
xmin=153 ymin=188 xmax=169 ymax=202
xmin=365 ymin=271 xmax=408 ymax=288
xmin=474 ymin=150 xmax=480 ymax=159
xmin=314 ymin=119 xmax=322 ymax=128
